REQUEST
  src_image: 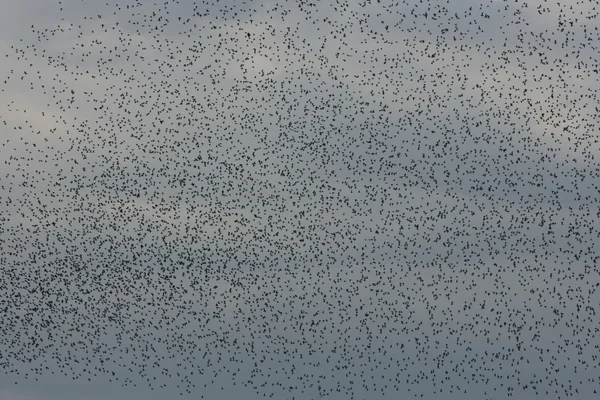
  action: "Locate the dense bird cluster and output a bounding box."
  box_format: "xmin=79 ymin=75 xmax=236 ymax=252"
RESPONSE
xmin=1 ymin=0 xmax=599 ymax=399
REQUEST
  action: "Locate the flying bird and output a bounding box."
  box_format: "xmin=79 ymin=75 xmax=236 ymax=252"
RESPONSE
xmin=0 ymin=0 xmax=598 ymax=399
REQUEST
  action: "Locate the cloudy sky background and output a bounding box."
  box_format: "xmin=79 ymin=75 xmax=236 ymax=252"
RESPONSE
xmin=1 ymin=0 xmax=600 ymax=399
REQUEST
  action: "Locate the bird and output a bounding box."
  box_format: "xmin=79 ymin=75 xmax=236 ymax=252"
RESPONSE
xmin=0 ymin=0 xmax=599 ymax=399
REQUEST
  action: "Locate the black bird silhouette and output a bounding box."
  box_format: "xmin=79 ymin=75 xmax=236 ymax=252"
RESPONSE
xmin=0 ymin=0 xmax=599 ymax=399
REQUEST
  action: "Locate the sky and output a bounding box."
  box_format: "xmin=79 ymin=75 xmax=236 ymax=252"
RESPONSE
xmin=1 ymin=0 xmax=599 ymax=399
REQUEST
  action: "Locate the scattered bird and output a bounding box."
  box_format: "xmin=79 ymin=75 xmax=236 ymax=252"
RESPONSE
xmin=1 ymin=0 xmax=599 ymax=399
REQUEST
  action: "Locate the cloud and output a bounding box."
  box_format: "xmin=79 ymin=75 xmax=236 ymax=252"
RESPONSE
xmin=1 ymin=0 xmax=600 ymax=399
xmin=0 ymin=390 xmax=46 ymax=400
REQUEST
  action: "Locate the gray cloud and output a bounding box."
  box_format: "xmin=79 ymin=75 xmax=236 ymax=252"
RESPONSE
xmin=1 ymin=0 xmax=600 ymax=399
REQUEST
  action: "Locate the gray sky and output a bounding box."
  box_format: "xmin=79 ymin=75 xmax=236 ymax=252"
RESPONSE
xmin=1 ymin=0 xmax=599 ymax=399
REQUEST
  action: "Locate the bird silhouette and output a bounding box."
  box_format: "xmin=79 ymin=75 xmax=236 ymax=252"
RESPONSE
xmin=0 ymin=0 xmax=599 ymax=399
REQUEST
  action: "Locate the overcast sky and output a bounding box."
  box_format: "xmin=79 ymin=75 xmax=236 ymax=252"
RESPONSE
xmin=1 ymin=0 xmax=600 ymax=399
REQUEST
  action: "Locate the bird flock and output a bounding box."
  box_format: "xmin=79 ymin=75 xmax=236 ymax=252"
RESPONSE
xmin=1 ymin=0 xmax=599 ymax=399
